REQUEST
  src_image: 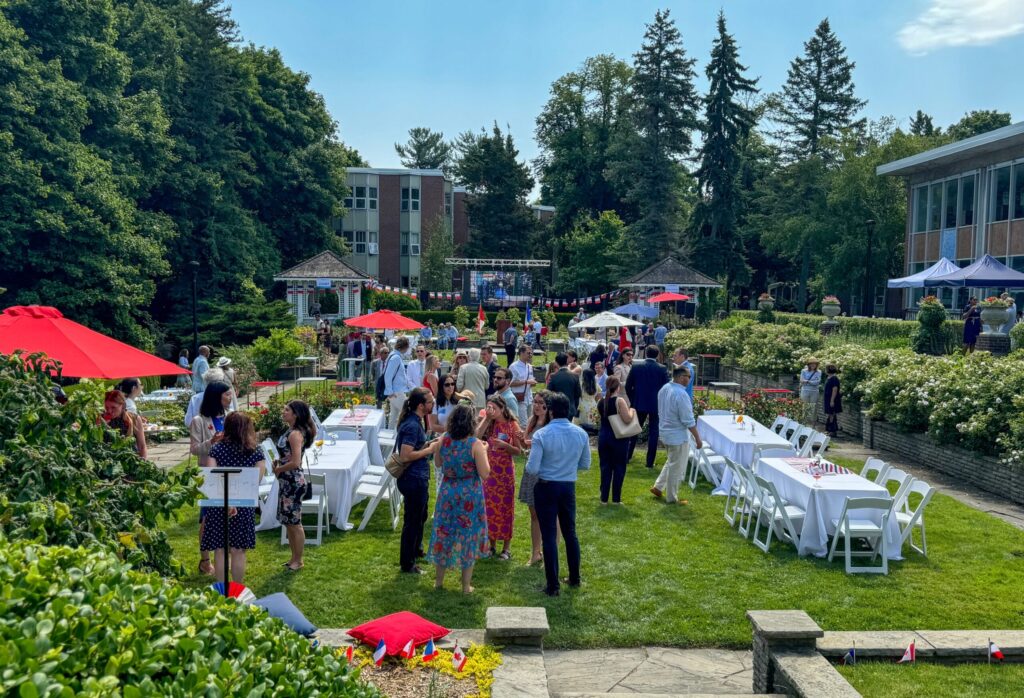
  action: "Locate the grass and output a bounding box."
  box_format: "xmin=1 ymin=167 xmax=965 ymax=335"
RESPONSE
xmin=836 ymin=661 xmax=1024 ymax=697
xmin=162 ymin=452 xmax=1024 ymax=649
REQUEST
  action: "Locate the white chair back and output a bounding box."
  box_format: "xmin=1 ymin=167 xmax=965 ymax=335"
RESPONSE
xmin=309 ymin=407 xmax=326 ymax=442
xmin=828 ymin=497 xmax=891 ymax=574
xmin=896 ymin=479 xmax=935 ymax=556
xmin=770 ymin=416 xmax=790 ymax=434
xmin=260 ymin=438 xmax=280 ymax=479
xmin=789 ymin=425 xmax=813 ymax=451
xmin=752 ymin=444 xmax=797 ymax=464
xmin=861 ymin=457 xmax=890 ymax=484
xmin=881 ymin=468 xmax=913 ymax=495
xmin=705 ymin=409 xmax=731 ymax=416
xmin=800 ymin=431 xmax=830 ymax=458
xmin=752 ymin=474 xmax=805 ymax=551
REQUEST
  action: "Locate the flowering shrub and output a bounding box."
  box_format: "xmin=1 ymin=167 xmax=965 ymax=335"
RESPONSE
xmin=664 ymin=327 xmax=734 ymax=358
xmin=1011 ymin=323 xmax=1024 ymax=350
xmin=735 ymin=323 xmax=823 ymax=377
xmin=758 ymin=292 xmax=774 ymax=301
xmin=822 ymin=295 xmax=840 ymax=305
xmin=818 ymin=345 xmax=908 ymax=404
xmin=740 ymin=390 xmax=804 ymax=427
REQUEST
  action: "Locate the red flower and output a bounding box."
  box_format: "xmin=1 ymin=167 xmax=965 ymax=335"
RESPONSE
xmin=463 ymin=501 xmax=474 ymax=512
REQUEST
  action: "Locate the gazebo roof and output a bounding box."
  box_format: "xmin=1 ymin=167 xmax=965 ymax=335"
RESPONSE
xmin=619 ymin=256 xmax=720 ymax=289
xmin=274 ymin=250 xmax=369 ymax=282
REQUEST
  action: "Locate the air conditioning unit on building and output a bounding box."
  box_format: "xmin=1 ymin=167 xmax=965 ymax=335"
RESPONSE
xmin=368 ymin=243 xmax=379 ymax=255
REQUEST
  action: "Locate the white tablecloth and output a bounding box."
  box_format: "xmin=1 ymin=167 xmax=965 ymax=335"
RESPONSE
xmin=699 ymin=414 xmax=794 ymax=495
xmin=322 ymin=408 xmax=386 ymax=466
xmin=755 ymin=458 xmax=902 ymax=560
xmin=256 ymin=441 xmax=370 ymax=532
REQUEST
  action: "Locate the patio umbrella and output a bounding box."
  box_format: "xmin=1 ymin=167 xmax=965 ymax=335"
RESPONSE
xmin=343 ymin=308 xmax=425 ymax=331
xmin=647 ymin=291 xmax=692 ymax=303
xmin=611 ymin=303 xmax=659 ymax=318
xmin=572 ymin=311 xmax=645 ymax=329
xmin=0 ymin=305 xmax=191 ymax=379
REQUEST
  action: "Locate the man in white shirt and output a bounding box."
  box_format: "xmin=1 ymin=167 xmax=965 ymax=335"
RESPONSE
xmin=532 ymin=318 xmax=543 ymax=349
xmin=509 ymin=344 xmax=538 ymax=425
xmin=456 ymin=348 xmax=489 ymax=411
xmin=650 ymin=365 xmax=703 ymax=503
xmin=383 ymin=337 xmax=412 ymax=428
xmin=405 ymin=344 xmax=427 ymax=389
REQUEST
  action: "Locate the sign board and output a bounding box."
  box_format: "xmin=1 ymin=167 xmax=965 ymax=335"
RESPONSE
xmin=316 ymin=278 xmax=332 ymax=289
xmin=199 ymin=468 xmax=260 ymax=508
xmin=940 ymin=229 xmax=956 ymax=261
xmin=664 ymin=284 xmax=680 ymax=293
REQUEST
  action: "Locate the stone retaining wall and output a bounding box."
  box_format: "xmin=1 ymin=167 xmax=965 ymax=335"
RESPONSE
xmin=861 ymin=414 xmax=1024 ymax=505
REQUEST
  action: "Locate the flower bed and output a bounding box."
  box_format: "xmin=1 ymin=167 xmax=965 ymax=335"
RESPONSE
xmin=665 ymin=322 xmax=822 ymax=378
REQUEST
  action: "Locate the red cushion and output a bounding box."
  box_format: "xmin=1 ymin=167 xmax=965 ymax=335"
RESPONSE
xmin=347 ymin=611 xmax=450 ymax=655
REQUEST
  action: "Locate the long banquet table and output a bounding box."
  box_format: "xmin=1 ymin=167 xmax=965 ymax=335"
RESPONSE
xmin=322 ymin=407 xmax=386 ymax=466
xmin=755 ymin=457 xmax=902 ymax=560
xmin=698 ymin=414 xmax=794 ymax=495
xmin=256 ymin=440 xmax=370 ymax=532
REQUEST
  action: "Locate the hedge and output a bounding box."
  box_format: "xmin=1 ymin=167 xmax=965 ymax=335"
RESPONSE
xmin=730 ymin=310 xmax=964 ymax=353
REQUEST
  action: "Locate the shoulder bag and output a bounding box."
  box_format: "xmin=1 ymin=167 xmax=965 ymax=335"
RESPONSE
xmin=607 ymin=398 xmax=641 ymax=439
xmin=384 ymin=450 xmax=408 ymax=479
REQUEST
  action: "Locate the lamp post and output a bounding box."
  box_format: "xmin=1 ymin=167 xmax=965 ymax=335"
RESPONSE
xmin=190 ymin=260 xmax=200 ymax=357
xmin=862 ymin=219 xmax=876 ymax=317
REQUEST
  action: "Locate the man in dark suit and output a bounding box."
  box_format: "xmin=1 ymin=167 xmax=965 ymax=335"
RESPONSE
xmin=626 ymin=345 xmax=669 ymax=468
xmin=547 ymin=353 xmax=582 ymax=418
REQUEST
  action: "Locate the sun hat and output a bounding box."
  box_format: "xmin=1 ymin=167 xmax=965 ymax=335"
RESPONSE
xmin=805 ymin=356 xmax=820 ymax=366
xmin=217 ymin=357 xmax=232 ymax=368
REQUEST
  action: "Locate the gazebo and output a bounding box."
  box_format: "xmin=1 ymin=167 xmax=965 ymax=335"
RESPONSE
xmin=274 ymin=250 xmax=370 ymax=324
xmin=619 ymin=256 xmax=721 ymax=300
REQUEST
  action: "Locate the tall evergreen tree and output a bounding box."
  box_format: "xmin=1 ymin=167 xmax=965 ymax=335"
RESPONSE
xmin=608 ymin=9 xmax=698 ymax=261
xmin=909 ymin=110 xmax=938 ymax=136
xmin=394 ymin=127 xmax=452 ymax=170
xmin=946 ymin=110 xmax=1011 ymax=140
xmin=689 ymin=12 xmax=759 ymax=299
xmin=775 ymin=18 xmax=865 ymax=161
xmin=771 ymin=17 xmax=865 ymax=311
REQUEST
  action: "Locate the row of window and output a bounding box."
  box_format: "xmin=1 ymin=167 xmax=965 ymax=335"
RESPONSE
xmin=400 ymin=231 xmax=421 ymax=256
xmin=401 ymin=187 xmax=420 ymax=211
xmin=344 ymin=186 xmax=378 ymax=211
xmin=913 ymin=162 xmax=1024 ymax=233
xmin=341 ymin=230 xmax=422 ymax=256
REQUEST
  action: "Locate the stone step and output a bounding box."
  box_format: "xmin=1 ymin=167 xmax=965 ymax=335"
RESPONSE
xmin=552 ymin=694 xmax=782 ymax=697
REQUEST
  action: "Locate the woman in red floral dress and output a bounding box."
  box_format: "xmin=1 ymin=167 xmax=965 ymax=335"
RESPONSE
xmin=477 ymin=395 xmax=524 ymax=560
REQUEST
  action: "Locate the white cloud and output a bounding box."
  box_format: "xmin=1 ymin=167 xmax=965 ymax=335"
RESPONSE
xmin=898 ymin=0 xmax=1024 ymax=54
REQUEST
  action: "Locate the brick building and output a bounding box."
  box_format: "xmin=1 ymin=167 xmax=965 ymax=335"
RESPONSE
xmin=878 ymin=120 xmax=1024 ymax=314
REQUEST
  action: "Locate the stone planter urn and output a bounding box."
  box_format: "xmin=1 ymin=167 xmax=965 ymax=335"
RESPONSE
xmin=821 ymin=303 xmax=841 ymax=319
xmin=757 ymin=299 xmax=775 ymax=311
xmin=980 ymin=307 xmax=1010 ymax=334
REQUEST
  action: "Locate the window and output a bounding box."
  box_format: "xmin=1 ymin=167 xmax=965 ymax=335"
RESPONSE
xmin=444 ymin=192 xmax=452 ymax=216
xmin=354 ymin=230 xmax=366 ymax=255
xmin=342 ymin=229 xmax=354 ymax=244
xmin=344 ymin=196 xmax=353 ymax=209
xmin=411 ymin=188 xmax=420 ymax=211
xmin=400 ymin=232 xmax=409 ymax=256
xmin=913 ymin=186 xmax=928 ymax=233
xmin=410 ymin=232 xmax=420 ymax=256
xmin=369 ymin=186 xmax=378 ymax=211
xmin=928 ymin=183 xmax=942 ymax=230
xmin=354 ymin=186 xmax=366 ymax=210
xmin=369 ymin=231 xmax=378 ymax=244
xmin=992 ymin=165 xmax=1011 ymax=221
xmin=401 ymin=276 xmax=409 ymax=287
xmin=943 ymin=179 xmax=957 ymax=228
xmin=401 ymin=187 xmax=409 ymax=211
xmin=960 ymin=175 xmax=975 ymax=226
xmin=1013 ymin=164 xmax=1024 ymax=219
xmin=410 ymin=275 xmax=419 ymax=289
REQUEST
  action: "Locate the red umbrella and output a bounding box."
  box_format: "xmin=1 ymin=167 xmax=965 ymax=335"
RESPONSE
xmin=343 ymin=309 xmax=425 ymax=331
xmin=0 ymin=305 xmax=191 ymax=379
xmin=647 ymin=291 xmax=691 ymax=303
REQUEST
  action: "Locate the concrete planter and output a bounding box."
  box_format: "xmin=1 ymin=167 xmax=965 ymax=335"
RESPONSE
xmin=980 ymin=306 xmax=1010 ymax=334
xmin=821 ymin=303 xmax=841 ymax=319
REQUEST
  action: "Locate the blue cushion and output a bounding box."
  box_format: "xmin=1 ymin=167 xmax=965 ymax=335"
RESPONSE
xmin=253 ymin=592 xmax=318 ymax=637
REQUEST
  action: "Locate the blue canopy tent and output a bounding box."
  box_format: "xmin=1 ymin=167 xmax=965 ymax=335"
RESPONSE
xmin=612 ymin=302 xmax=659 ymax=318
xmin=886 ymin=258 xmax=960 ymax=288
xmin=926 ymin=254 xmax=1024 ymax=288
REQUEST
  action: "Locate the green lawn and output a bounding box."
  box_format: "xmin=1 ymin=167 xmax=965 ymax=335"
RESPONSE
xmin=837 ymin=661 xmax=1024 ymax=697
xmin=162 ymin=452 xmax=1024 ymax=649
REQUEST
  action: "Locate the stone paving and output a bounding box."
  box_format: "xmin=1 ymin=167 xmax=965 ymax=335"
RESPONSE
xmin=544 ymin=647 xmax=755 ymax=696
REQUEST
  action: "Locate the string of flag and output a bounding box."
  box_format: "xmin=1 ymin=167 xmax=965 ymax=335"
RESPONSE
xmin=350 ymin=636 xmax=468 ymax=672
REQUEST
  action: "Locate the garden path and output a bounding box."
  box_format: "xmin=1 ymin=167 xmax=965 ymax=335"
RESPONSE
xmin=828 ymin=438 xmax=1024 ymax=532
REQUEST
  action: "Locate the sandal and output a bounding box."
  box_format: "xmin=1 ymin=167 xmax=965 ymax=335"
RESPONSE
xmin=499 ymin=551 xmax=512 ymax=561
xmin=199 ymin=559 xmax=214 ymax=576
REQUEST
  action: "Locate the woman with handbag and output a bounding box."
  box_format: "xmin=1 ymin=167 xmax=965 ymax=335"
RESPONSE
xmin=394 ymin=387 xmax=440 ymax=575
xmin=274 ymin=400 xmax=316 ymax=571
xmin=427 ymin=404 xmax=491 ymax=592
xmin=597 ymin=376 xmax=637 ymax=505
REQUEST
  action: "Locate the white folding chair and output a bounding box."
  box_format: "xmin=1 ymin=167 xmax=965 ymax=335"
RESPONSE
xmin=895 ymin=480 xmax=935 ymax=556
xmin=259 ymin=438 xmax=280 ymax=499
xmin=827 ymin=497 xmax=891 ymax=574
xmin=789 ymin=425 xmax=813 ymax=452
xmin=752 ymin=475 xmax=805 ymax=553
xmin=309 ymin=407 xmax=326 ymax=443
xmin=687 ymin=433 xmax=726 ymax=489
xmin=736 ymin=466 xmax=765 ymax=539
xmin=880 ymin=468 xmax=913 ymax=498
xmin=704 ymin=409 xmax=731 ymax=416
xmin=352 ymin=470 xmax=401 ymax=531
xmin=799 ymin=432 xmax=830 ymax=458
xmin=770 ymin=416 xmax=791 ymax=435
xmin=378 ymin=428 xmax=398 ymax=462
xmin=722 ymin=459 xmax=747 ymax=527
xmin=780 ymin=419 xmax=800 ymax=441
xmin=281 ymin=472 xmax=330 ymax=546
xmin=860 ymin=457 xmax=890 ymax=484
xmin=752 ymin=444 xmax=797 ymax=465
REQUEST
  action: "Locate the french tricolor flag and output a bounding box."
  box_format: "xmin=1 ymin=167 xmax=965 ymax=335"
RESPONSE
xmin=373 ymin=638 xmax=387 ymax=666
xmin=898 ymin=640 xmax=915 ymax=663
xmin=989 ymin=640 xmax=1004 ymax=662
xmin=422 ymin=637 xmax=438 ymax=662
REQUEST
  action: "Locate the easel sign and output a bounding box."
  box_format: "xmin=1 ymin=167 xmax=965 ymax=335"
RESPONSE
xmin=199 ymin=467 xmax=260 ymax=508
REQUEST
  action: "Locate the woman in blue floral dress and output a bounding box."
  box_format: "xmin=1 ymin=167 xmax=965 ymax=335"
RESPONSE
xmin=427 ymin=404 xmax=491 ymax=593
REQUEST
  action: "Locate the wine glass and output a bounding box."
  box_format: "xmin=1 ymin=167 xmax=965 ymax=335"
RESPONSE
xmin=730 ymin=409 xmax=737 ymax=423
xmin=812 ymin=467 xmax=822 ymax=487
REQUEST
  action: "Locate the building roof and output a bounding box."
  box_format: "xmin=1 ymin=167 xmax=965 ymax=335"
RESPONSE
xmin=347 ymin=167 xmax=447 ymax=177
xmin=619 ymin=256 xmax=721 ymax=288
xmin=877 ymin=120 xmax=1024 ymax=177
xmin=273 ymin=250 xmax=369 ymax=282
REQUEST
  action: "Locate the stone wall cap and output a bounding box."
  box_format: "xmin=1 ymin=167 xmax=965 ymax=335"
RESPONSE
xmin=486 ymin=606 xmax=550 ymax=636
xmin=747 ymin=610 xmax=823 ymax=639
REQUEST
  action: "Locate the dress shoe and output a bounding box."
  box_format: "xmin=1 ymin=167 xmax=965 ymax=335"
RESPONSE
xmin=401 ymin=565 xmax=425 ymax=575
xmin=561 ymin=577 xmax=581 ymax=588
xmin=540 ymin=586 xmax=560 ymax=597
xmin=649 ymin=486 xmax=663 ymax=498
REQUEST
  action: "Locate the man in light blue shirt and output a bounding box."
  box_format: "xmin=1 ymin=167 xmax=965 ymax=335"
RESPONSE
xmin=651 ymin=364 xmax=703 ymax=504
xmin=672 ymin=348 xmax=696 ymax=402
xmin=191 ymin=346 xmax=210 ymax=394
xmin=384 ymin=337 xmax=412 ymax=428
xmin=525 ymin=392 xmax=590 ymax=596
xmin=654 ymin=322 xmax=668 ymax=349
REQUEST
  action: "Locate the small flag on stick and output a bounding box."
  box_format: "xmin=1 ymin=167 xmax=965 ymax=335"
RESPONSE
xmin=422 ymin=637 xmax=438 ymax=662
xmin=344 ymin=645 xmax=354 ymax=663
xmin=401 ymin=638 xmax=415 ymax=659
xmin=452 ymin=641 xmax=467 ymax=672
xmin=989 ymin=639 xmax=1004 ymax=663
xmin=373 ymin=638 xmax=387 ymax=666
xmin=898 ymin=639 xmax=916 ymax=663
xmin=842 ymin=643 xmax=856 ymax=666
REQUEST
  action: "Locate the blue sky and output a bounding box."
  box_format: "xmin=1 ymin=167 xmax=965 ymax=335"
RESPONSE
xmin=226 ymin=0 xmax=1024 ymax=176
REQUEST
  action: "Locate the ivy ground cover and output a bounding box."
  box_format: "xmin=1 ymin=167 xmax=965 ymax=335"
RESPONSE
xmin=162 ymin=453 xmax=1024 ymax=650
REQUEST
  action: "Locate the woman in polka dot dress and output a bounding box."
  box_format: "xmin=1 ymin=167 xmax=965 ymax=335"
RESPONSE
xmin=200 ymin=412 xmax=265 ymax=584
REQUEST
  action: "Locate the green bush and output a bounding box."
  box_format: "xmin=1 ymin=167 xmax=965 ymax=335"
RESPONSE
xmin=452 ymin=305 xmax=470 ymax=329
xmin=664 ymin=327 xmax=733 ymax=358
xmin=251 ymin=329 xmax=304 ymax=380
xmin=213 ymin=344 xmax=258 ymax=397
xmin=506 ymin=307 xmax=522 ymax=326
xmin=0 ymin=540 xmax=379 ymax=697
xmin=1011 ymin=323 xmax=1024 ymax=350
xmin=365 ymin=288 xmax=421 ymax=311
xmin=911 ymin=296 xmax=949 ymax=355
xmin=735 ymin=323 xmax=823 ymax=377
xmin=0 ymin=354 xmax=198 ymax=575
